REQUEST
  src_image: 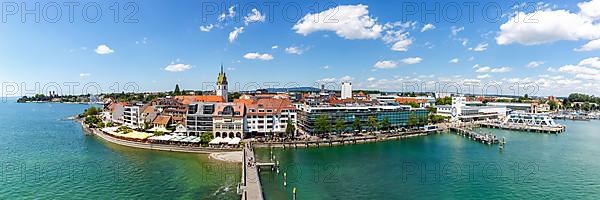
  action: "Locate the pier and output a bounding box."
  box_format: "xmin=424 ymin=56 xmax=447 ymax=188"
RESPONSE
xmin=449 ymin=126 xmax=500 ymax=145
xmin=241 ymin=142 xmax=265 ymax=200
xmin=477 ymin=122 xmax=565 ymax=134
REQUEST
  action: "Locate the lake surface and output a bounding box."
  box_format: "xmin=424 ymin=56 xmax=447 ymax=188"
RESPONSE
xmin=0 ymin=101 xmax=241 ymax=199
xmin=258 ymin=120 xmax=600 ymax=199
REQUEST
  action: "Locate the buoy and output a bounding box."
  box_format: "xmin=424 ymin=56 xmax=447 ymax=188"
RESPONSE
xmin=284 ymin=172 xmax=287 ymax=187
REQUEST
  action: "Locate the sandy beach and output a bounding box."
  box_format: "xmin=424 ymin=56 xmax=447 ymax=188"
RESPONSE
xmin=209 ymin=151 xmax=243 ymax=163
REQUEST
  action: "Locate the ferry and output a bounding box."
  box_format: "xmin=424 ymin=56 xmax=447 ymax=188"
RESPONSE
xmin=504 ymin=113 xmax=560 ymax=127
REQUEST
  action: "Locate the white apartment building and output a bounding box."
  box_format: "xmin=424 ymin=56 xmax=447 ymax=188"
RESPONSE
xmin=341 ymin=82 xmax=352 ymax=99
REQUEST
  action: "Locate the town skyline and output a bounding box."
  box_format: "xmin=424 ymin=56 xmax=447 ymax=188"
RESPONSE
xmin=2 ymin=0 xmax=600 ymax=96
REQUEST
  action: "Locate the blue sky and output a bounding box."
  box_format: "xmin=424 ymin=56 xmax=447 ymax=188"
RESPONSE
xmin=1 ymin=0 xmax=600 ymax=97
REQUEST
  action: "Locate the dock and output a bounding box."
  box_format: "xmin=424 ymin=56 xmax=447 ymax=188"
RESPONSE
xmin=449 ymin=126 xmax=500 ymax=145
xmin=477 ymin=122 xmax=565 ymax=134
xmin=240 ymin=142 xmax=265 ymax=200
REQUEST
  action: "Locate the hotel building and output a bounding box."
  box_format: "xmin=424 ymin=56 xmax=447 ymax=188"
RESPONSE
xmin=236 ymin=94 xmax=297 ymax=137
xmin=213 ymin=102 xmax=246 ymax=139
xmin=341 ymin=82 xmax=352 ymax=99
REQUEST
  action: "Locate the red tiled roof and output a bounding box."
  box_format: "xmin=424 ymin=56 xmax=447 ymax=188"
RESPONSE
xmin=174 ymin=95 xmax=224 ymax=105
xmin=152 ymin=115 xmax=172 ymax=125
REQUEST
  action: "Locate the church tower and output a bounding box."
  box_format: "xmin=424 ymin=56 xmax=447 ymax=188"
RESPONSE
xmin=216 ymin=64 xmax=228 ymax=102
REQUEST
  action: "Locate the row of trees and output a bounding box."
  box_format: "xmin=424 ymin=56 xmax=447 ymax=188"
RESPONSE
xmin=313 ymin=113 xmax=428 ymax=135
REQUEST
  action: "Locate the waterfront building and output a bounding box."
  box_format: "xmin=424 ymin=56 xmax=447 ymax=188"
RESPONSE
xmin=486 ymin=102 xmax=551 ymax=113
xmin=123 ymin=104 xmax=143 ymax=128
xmin=151 ymin=115 xmax=172 ymax=132
xmin=186 ymin=102 xmax=216 ymax=136
xmin=216 ymin=65 xmax=229 ymax=102
xmin=437 ymin=96 xmax=507 ymax=121
xmin=235 ymin=94 xmax=297 ymax=137
xmin=213 ymin=102 xmax=246 ymax=138
xmin=341 ymin=82 xmax=352 ymax=99
xmin=297 ymin=104 xmax=429 ymax=135
xmin=395 ymin=96 xmax=436 ymax=108
xmin=107 ymin=102 xmax=127 ymax=124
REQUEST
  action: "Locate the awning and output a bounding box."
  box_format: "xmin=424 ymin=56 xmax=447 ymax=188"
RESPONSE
xmin=228 ymin=137 xmax=241 ymax=145
xmin=221 ymin=137 xmax=232 ymax=144
xmin=209 ymin=137 xmax=223 ymax=145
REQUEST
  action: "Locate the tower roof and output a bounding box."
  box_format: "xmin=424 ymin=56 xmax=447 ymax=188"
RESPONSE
xmin=217 ymin=64 xmax=228 ymax=85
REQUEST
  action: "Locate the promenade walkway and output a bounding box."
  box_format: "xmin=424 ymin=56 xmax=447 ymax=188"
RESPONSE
xmin=241 ymin=142 xmax=264 ymax=200
xmin=84 ymin=124 xmax=239 ymax=154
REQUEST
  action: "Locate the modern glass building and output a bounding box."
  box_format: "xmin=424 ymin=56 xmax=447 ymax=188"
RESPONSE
xmin=297 ymin=105 xmax=429 ymax=134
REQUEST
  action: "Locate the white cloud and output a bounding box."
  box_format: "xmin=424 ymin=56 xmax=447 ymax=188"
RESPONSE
xmin=476 ymin=66 xmax=512 ymax=73
xmin=575 ymin=38 xmax=600 ymax=51
xmin=383 ymin=30 xmax=413 ymax=51
xmin=421 ymin=23 xmax=436 ymax=32
xmin=199 ymin=24 xmax=214 ymax=32
xmin=285 ymin=46 xmax=304 ymax=55
xmin=526 ymin=61 xmax=545 ymax=68
xmin=578 ymin=0 xmax=600 ymax=19
xmin=559 ymin=57 xmax=600 ymax=80
xmin=401 ymin=57 xmax=422 ymax=65
xmin=95 ymin=44 xmax=114 ymax=55
xmin=293 ymin=4 xmax=382 ymax=40
xmin=449 ymin=58 xmax=459 ymax=64
xmin=322 ymin=65 xmax=331 ymax=69
xmin=367 ymin=77 xmax=376 ymax=81
xmin=243 ymin=52 xmax=274 ymax=61
xmin=469 ymin=43 xmax=488 ymax=51
xmin=244 ymin=8 xmax=265 ymax=25
xmin=227 ymin=67 xmax=236 ymax=71
xmin=218 ymin=6 xmax=236 ymax=22
xmin=496 ymin=8 xmax=600 ymax=45
xmin=340 ymin=75 xmax=353 ymax=81
xmin=317 ymin=77 xmax=337 ymax=83
xmin=228 ymin=27 xmax=245 ymax=43
xmin=477 ymin=74 xmax=491 ymax=79
xmin=79 ymin=73 xmax=91 ymax=77
xmin=271 ymin=45 xmax=279 ymax=49
xmin=373 ymin=60 xmax=398 ymax=69
xmin=450 ymin=26 xmax=464 ymax=36
xmin=164 ymin=63 xmax=192 ymax=72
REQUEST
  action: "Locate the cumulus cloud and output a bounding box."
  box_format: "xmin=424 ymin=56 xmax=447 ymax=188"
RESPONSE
xmin=317 ymin=75 xmax=353 ymax=83
xmin=79 ymin=73 xmax=91 ymax=77
xmin=526 ymin=61 xmax=545 ymax=68
xmin=243 ymin=52 xmax=274 ymax=61
xmin=469 ymin=43 xmax=488 ymax=51
xmin=373 ymin=60 xmax=398 ymax=69
xmin=449 ymin=58 xmax=459 ymax=64
xmin=559 ymin=57 xmax=600 ymax=80
xmin=421 ymin=23 xmax=436 ymax=32
xmin=367 ymin=77 xmax=376 ymax=81
xmin=293 ymin=4 xmax=383 ymax=40
xmin=477 ymin=74 xmax=491 ymax=79
xmin=199 ymin=24 xmax=214 ymax=32
xmin=95 ymin=44 xmax=114 ymax=55
xmin=218 ymin=6 xmax=236 ymax=22
xmin=228 ymin=27 xmax=245 ymax=43
xmin=476 ymin=66 xmax=512 ymax=73
xmin=401 ymin=57 xmax=422 ymax=65
xmin=496 ymin=4 xmax=600 ymax=45
xmin=450 ymin=26 xmax=464 ymax=36
xmin=164 ymin=63 xmax=192 ymax=72
xmin=575 ymin=38 xmax=600 ymax=51
xmin=271 ymin=45 xmax=279 ymax=49
xmin=244 ymin=8 xmax=265 ymax=25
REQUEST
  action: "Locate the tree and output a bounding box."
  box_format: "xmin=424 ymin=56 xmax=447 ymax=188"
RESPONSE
xmin=315 ymin=115 xmax=331 ymax=135
xmin=408 ymin=112 xmax=417 ymax=128
xmin=285 ymin=120 xmax=296 ymax=138
xmin=381 ymin=117 xmax=391 ymax=131
xmin=548 ymin=100 xmax=558 ymax=110
xmin=201 ymin=132 xmax=214 ymax=144
xmin=174 ymin=84 xmax=181 ymax=95
xmin=352 ymin=117 xmax=361 ymax=132
xmin=403 ymin=102 xmax=420 ymax=108
xmin=335 ymin=118 xmax=345 ymax=134
xmin=83 ymin=106 xmax=101 ymax=117
xmin=418 ymin=115 xmax=428 ymax=126
xmin=367 ymin=116 xmax=379 ymax=131
xmin=153 ymin=130 xmax=165 ymax=136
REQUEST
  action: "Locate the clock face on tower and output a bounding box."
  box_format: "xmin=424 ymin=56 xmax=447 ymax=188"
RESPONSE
xmin=451 ymin=107 xmax=458 ymax=117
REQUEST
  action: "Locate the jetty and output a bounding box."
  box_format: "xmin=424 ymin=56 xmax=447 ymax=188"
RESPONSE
xmin=449 ymin=125 xmax=500 ymax=145
xmin=477 ymin=122 xmax=565 ymax=134
xmin=240 ymin=142 xmax=265 ymax=200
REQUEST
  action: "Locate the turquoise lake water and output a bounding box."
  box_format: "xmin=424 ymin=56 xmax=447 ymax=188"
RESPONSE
xmin=257 ymin=120 xmax=600 ymax=199
xmin=4 ymin=100 xmax=600 ymax=199
xmin=0 ymin=101 xmax=241 ymax=199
